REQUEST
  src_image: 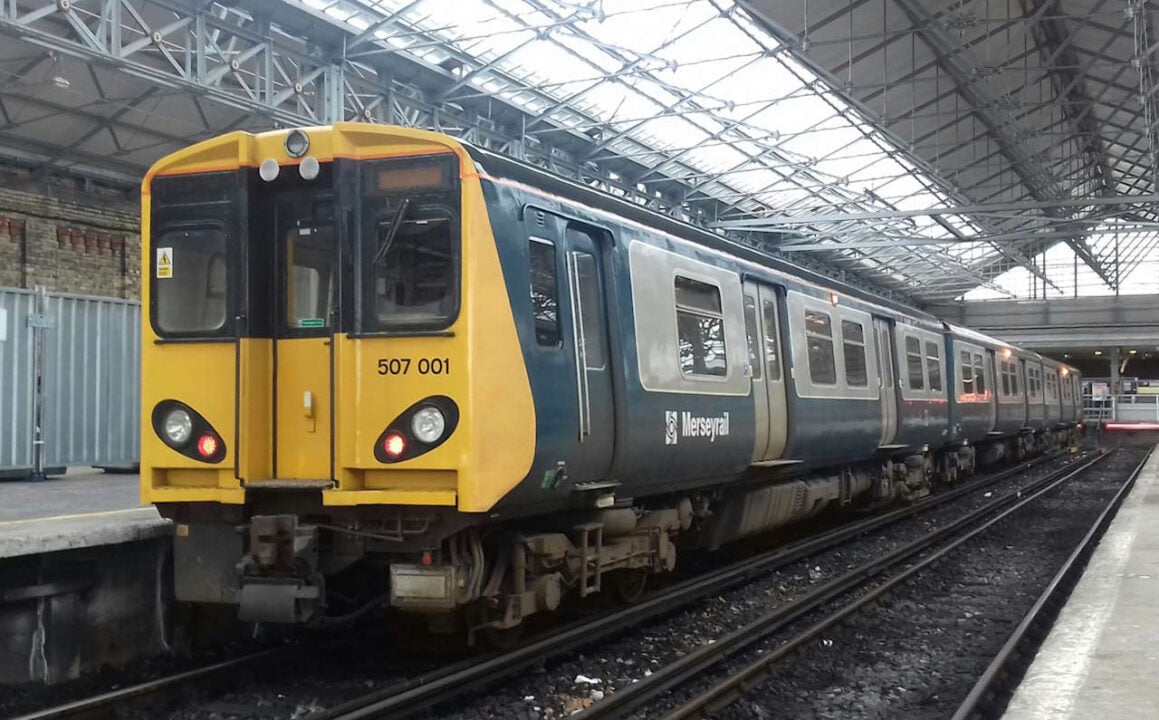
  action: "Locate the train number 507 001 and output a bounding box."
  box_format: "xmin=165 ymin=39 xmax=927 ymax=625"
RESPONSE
xmin=376 ymin=358 xmax=450 ymax=375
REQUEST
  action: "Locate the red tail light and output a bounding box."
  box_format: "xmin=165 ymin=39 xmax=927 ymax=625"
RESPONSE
xmin=196 ymin=433 xmax=220 ymax=459
xmin=383 ymin=432 xmax=406 ymax=459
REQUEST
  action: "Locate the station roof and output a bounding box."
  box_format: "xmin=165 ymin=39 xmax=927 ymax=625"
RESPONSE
xmin=0 ymin=0 xmax=1156 ymax=305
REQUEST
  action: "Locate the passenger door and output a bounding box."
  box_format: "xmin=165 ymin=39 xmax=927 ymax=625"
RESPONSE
xmin=874 ymin=317 xmax=898 ymax=446
xmin=271 ymin=194 xmax=336 ymax=482
xmin=563 ymin=225 xmax=614 ymax=482
xmin=749 ymin=282 xmax=787 ymax=461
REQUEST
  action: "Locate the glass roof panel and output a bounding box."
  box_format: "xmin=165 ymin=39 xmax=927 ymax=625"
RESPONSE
xmin=322 ymin=0 xmax=1066 ymax=299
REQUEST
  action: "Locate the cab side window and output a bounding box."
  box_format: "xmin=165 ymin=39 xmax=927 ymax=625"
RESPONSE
xmin=528 ymin=238 xmax=560 ymax=347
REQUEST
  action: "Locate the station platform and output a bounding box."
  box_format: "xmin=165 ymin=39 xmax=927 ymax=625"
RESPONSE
xmin=0 ymin=468 xmax=168 ymax=558
xmin=1004 ymin=444 xmax=1159 ymax=720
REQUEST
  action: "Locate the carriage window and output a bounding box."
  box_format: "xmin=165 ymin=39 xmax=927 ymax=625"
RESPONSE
xmin=155 ymin=227 xmax=228 ymax=334
xmin=974 ymin=353 xmax=986 ymax=395
xmin=573 ymin=252 xmax=605 ymax=369
xmin=926 ymin=341 xmax=942 ymax=392
xmin=371 ymin=204 xmax=457 ymax=329
xmin=675 ymin=276 xmax=727 ymax=377
xmin=906 ymin=336 xmax=924 ymax=390
xmin=743 ymin=296 xmax=761 ymax=380
xmin=842 ymin=320 xmax=867 ymax=387
xmin=529 ymin=239 xmax=560 ymax=347
xmin=762 ymin=300 xmax=781 ymax=381
xmin=1011 ymin=364 xmax=1019 ymax=395
xmin=960 ymin=350 xmax=974 ymax=395
xmin=805 ymin=310 xmax=836 ymax=385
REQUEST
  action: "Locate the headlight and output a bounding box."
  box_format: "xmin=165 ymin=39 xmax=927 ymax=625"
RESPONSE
xmin=163 ymin=408 xmax=193 ymax=446
xmin=285 ymin=129 xmax=309 ymax=158
xmin=411 ymin=406 xmax=446 ymax=444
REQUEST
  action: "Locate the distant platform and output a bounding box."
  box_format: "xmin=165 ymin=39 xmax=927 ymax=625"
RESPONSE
xmin=1004 ymin=444 xmax=1159 ymax=720
xmin=0 ymin=468 xmax=169 ymax=559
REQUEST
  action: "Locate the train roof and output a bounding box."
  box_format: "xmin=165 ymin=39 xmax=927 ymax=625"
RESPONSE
xmin=463 ymin=143 xmax=939 ymax=323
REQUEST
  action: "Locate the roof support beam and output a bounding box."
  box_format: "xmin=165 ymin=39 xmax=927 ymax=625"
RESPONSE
xmin=887 ymin=0 xmax=1116 ymax=288
xmin=713 ymin=193 xmax=1159 ymax=227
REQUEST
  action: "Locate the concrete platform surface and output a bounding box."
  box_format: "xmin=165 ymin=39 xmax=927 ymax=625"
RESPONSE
xmin=0 ymin=469 xmax=169 ymax=558
xmin=1004 ymin=445 xmax=1159 ymax=720
xmin=0 ymin=467 xmax=142 ymax=522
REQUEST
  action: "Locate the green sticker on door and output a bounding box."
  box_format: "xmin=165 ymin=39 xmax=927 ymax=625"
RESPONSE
xmin=298 ymin=318 xmax=325 ymax=328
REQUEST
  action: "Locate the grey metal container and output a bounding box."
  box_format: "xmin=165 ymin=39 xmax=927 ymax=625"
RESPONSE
xmin=0 ymin=290 xmax=37 ymax=473
xmin=0 ymin=287 xmax=140 ymax=477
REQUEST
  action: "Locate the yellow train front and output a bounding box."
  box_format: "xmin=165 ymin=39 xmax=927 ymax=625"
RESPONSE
xmin=142 ymin=124 xmax=545 ymax=628
xmin=143 ymin=122 xmax=700 ymax=637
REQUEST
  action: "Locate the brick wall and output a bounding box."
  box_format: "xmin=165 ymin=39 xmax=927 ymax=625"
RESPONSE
xmin=0 ymin=169 xmax=140 ymax=300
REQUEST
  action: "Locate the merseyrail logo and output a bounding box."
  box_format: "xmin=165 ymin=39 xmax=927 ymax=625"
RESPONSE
xmin=665 ymin=410 xmax=730 ymax=445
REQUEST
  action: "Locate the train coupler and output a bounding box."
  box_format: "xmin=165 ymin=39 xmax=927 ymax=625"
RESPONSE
xmin=237 ymin=515 xmax=324 ymax=623
xmin=238 ymin=579 xmax=322 ymax=623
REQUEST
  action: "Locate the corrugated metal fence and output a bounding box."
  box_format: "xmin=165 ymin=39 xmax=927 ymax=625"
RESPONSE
xmin=0 ymin=287 xmax=139 ymax=477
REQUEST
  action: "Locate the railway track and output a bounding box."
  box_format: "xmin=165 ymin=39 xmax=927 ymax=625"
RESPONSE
xmin=6 ymin=647 xmax=290 ymax=720
xmin=573 ymin=446 xmax=1142 ymax=720
xmin=8 ymin=449 xmax=1083 ymax=720
xmin=950 ymin=445 xmax=1153 ymax=720
xmin=305 ymin=450 xmax=1082 ymax=720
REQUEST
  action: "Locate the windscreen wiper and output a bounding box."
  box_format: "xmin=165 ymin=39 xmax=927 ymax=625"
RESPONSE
xmin=370 ymin=197 xmax=412 ymax=266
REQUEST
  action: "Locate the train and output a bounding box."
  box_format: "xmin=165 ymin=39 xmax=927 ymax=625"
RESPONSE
xmin=140 ymin=123 xmax=1081 ymax=638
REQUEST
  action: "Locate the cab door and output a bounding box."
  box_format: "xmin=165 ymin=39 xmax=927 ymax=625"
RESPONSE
xmin=563 ymin=224 xmax=614 ymax=482
xmin=272 ymin=194 xmax=336 ymax=482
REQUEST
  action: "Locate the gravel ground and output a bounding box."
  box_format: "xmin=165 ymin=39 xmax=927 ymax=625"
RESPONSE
xmin=0 ymin=448 xmax=1093 ymax=720
xmin=642 ymin=445 xmax=1148 ymax=720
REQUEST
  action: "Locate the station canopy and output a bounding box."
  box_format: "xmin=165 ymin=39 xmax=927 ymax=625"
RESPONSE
xmin=1 ymin=0 xmax=1157 ymax=304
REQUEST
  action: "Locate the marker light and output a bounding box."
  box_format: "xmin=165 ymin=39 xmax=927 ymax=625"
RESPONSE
xmin=299 ymin=155 xmax=320 ymax=180
xmin=259 ymin=157 xmax=280 ymax=182
xmin=1002 ymin=348 xmax=1012 ymax=359
xmin=383 ymin=432 xmax=406 ymax=459
xmin=196 ymin=433 xmax=219 ymax=459
xmin=163 ymin=408 xmax=193 ymax=446
xmin=411 ymin=406 xmax=447 ymax=444
xmin=1061 ymin=367 xmax=1069 ymax=376
xmin=285 ymin=129 xmax=310 ymax=158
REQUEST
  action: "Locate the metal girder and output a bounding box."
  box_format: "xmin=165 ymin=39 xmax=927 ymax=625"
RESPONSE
xmin=1130 ymin=0 xmax=1159 ymax=192
xmin=712 ymin=193 xmax=1159 ymax=227
xmin=886 ymin=0 xmax=1117 ymax=289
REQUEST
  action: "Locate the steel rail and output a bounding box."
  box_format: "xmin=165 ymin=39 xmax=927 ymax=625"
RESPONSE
xmin=949 ymin=445 xmax=1154 ymax=720
xmin=583 ymin=450 xmax=1112 ymax=720
xmin=9 ymin=646 xmax=290 ymax=720
xmin=314 ymin=451 xmax=1077 ymax=720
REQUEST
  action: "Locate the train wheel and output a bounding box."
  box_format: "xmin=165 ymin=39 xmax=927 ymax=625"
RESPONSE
xmin=612 ymin=569 xmax=649 ymax=604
